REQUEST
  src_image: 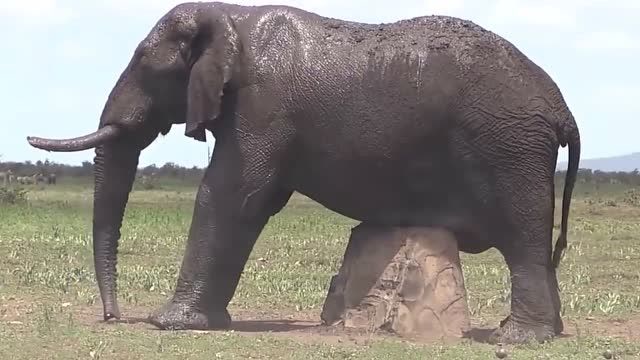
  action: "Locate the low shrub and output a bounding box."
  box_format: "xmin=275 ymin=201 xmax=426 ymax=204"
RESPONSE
xmin=0 ymin=186 xmax=29 ymax=205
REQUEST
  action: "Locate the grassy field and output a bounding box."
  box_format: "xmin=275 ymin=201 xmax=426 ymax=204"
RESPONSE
xmin=1 ymin=179 xmax=640 ymax=359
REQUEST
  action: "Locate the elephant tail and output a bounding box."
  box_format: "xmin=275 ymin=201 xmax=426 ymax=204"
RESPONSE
xmin=552 ymin=115 xmax=581 ymax=269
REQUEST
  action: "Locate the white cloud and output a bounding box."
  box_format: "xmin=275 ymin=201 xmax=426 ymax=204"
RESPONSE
xmin=586 ymin=0 xmax=640 ymax=10
xmin=44 ymin=87 xmax=76 ymax=112
xmin=0 ymin=0 xmax=73 ymax=25
xmin=96 ymin=0 xmax=184 ymax=16
xmin=422 ymin=0 xmax=465 ymax=15
xmin=56 ymin=39 xmax=95 ymax=60
xmin=488 ymin=0 xmax=640 ymax=30
xmin=94 ymin=0 xmax=332 ymax=18
xmin=591 ymin=85 xmax=640 ymax=111
xmin=490 ymin=0 xmax=579 ymax=28
xmin=575 ymin=30 xmax=639 ymax=51
xmin=44 ymin=86 xmax=103 ymax=114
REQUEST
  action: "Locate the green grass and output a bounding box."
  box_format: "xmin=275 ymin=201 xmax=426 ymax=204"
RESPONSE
xmin=1 ymin=180 xmax=640 ymax=359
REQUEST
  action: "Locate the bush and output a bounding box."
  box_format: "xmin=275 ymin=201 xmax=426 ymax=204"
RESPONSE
xmin=136 ymin=176 xmax=160 ymax=191
xmin=141 ymin=181 xmax=157 ymax=190
xmin=622 ymin=188 xmax=640 ymax=207
xmin=0 ymin=186 xmax=29 ymax=205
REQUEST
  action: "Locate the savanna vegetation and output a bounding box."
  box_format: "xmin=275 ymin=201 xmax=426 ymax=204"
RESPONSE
xmin=1 ymin=160 xmax=639 ymax=359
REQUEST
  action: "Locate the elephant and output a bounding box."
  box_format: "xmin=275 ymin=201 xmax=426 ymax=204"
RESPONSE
xmin=47 ymin=173 xmax=57 ymax=185
xmin=17 ymin=175 xmax=34 ymax=185
xmin=34 ymin=173 xmax=47 ymax=185
xmin=25 ymin=2 xmax=580 ymax=344
xmin=0 ymin=170 xmax=13 ymax=186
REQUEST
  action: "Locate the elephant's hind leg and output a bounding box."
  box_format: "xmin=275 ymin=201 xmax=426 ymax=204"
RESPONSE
xmin=487 ymin=153 xmax=561 ymax=344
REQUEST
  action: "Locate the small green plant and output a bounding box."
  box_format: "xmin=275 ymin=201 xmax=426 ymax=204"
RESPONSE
xmin=0 ymin=186 xmax=28 ymax=204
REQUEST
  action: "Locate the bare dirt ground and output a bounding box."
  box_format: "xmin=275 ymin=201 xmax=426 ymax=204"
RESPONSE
xmin=6 ymin=296 xmax=637 ymax=347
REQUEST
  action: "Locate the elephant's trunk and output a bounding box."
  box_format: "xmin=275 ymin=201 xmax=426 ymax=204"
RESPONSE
xmin=92 ymin=142 xmax=140 ymax=321
xmin=27 ymin=125 xmax=122 ymax=152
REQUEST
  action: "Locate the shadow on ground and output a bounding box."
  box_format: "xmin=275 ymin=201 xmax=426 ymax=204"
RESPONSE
xmin=70 ymin=304 xmax=640 ymax=345
xmin=231 ymin=319 xmax=318 ymax=333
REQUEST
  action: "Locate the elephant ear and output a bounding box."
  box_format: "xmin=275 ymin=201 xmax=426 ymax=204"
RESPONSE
xmin=184 ymin=10 xmax=241 ymax=142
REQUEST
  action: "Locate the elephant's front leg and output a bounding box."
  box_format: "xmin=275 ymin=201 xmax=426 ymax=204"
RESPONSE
xmin=148 ymin=150 xmax=289 ymax=330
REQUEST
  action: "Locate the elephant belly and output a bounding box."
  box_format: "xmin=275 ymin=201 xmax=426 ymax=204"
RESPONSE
xmin=291 ymin=158 xmax=462 ymax=225
xmin=288 ymin=157 xmax=494 ymax=254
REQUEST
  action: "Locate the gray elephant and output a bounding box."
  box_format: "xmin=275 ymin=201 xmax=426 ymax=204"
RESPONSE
xmin=26 ymin=2 xmax=580 ymax=344
xmin=46 ymin=173 xmax=57 ymax=185
xmin=17 ymin=175 xmax=34 ymax=185
xmin=34 ymin=173 xmax=46 ymax=184
xmin=0 ymin=170 xmax=13 ymax=186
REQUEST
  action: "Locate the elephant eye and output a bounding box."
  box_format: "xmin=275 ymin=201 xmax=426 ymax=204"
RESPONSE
xmin=178 ymin=41 xmax=189 ymax=58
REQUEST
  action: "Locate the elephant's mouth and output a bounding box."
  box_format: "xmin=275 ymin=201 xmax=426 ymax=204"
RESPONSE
xmin=27 ymin=125 xmax=122 ymax=152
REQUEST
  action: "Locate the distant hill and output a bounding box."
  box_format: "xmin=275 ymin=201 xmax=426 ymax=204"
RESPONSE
xmin=557 ymin=152 xmax=640 ymax=172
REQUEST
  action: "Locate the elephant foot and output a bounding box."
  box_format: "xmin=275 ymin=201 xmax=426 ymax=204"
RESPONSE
xmin=147 ymin=301 xmax=231 ymax=331
xmin=488 ymin=317 xmax=556 ymax=344
xmin=553 ymin=315 xmax=564 ymax=335
xmin=499 ymin=314 xmax=563 ymax=336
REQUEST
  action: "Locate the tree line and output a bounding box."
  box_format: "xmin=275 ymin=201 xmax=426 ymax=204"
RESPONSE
xmin=0 ymin=160 xmax=204 ymax=181
xmin=554 ymin=168 xmax=640 ymax=187
xmin=1 ymin=160 xmax=640 ymax=187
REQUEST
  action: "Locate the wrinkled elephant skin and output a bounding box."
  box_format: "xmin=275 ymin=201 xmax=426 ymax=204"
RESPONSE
xmin=26 ymin=2 xmax=580 ymax=345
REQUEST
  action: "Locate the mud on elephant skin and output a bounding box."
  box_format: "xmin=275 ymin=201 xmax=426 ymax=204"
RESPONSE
xmin=27 ymin=1 xmax=580 ymax=344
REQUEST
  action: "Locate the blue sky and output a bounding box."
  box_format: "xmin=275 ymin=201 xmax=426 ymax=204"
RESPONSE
xmin=1 ymin=0 xmax=638 ymax=167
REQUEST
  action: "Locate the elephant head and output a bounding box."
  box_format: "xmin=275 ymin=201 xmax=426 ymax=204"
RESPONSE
xmin=26 ymin=3 xmax=243 ymax=321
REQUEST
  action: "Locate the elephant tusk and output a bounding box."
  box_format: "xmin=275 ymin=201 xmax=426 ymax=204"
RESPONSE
xmin=27 ymin=125 xmax=122 ymax=152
